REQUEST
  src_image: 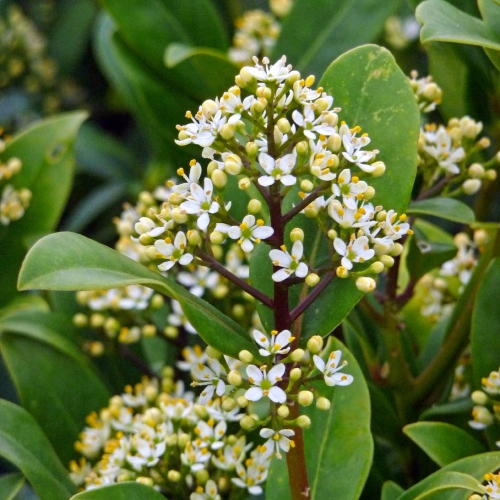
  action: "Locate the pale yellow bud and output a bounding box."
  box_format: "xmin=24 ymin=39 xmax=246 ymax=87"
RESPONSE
xmin=473 ymin=229 xmax=488 ymax=247
xmin=232 ymin=304 xmax=246 ymax=318
xmin=137 ymin=477 xmax=154 ymax=486
xmin=422 ymin=82 xmax=442 ymax=103
xmin=485 ymin=169 xmax=497 ymax=180
xmin=449 ymin=127 xmax=462 ymax=143
xmin=290 ymin=349 xmax=305 ymax=362
xmin=379 ymin=255 xmax=395 ymax=268
xmin=212 ymin=284 xmax=229 ymax=299
xmin=90 ymin=313 xmax=105 ymax=328
xmin=277 ymin=405 xmax=290 ymax=418
xmin=73 ymin=313 xmax=88 ymax=328
xmin=196 ymin=469 xmax=210 ymax=486
xmin=238 ymin=350 xmax=254 ymax=364
xmin=245 ymin=142 xmax=258 ymax=157
xmin=389 ymin=243 xmax=403 ymax=256
xmin=298 ymin=390 xmax=314 ymax=406
xmin=304 ymin=204 xmax=319 ymax=218
xmin=18 ymin=188 xmax=32 ymax=205
xmin=478 ymin=137 xmax=490 ymax=149
xmin=471 ymin=390 xmax=488 ymax=405
xmin=371 ymin=161 xmax=386 ymax=177
xmin=224 ymin=155 xmax=242 ymax=175
xmin=210 ymin=231 xmax=225 ymax=244
xmin=206 ymin=346 xmax=222 ymax=359
xmin=307 ymin=335 xmax=323 ymax=354
xmin=356 ymin=277 xmax=376 ymax=293
xmin=286 ymin=70 xmax=301 ymax=85
xmin=240 ymin=415 xmax=257 ymax=430
xmin=164 ymin=326 xmax=179 ymax=339
xmin=219 ymin=123 xmax=236 ymax=140
xmin=251 ymin=100 xmax=265 ymax=115
xmin=336 ymin=266 xmax=349 ymax=278
xmin=270 ymin=0 xmax=292 ymax=17
xmin=236 ymin=396 xmax=249 ymax=408
xmin=218 ymin=476 xmax=230 ymax=493
xmin=239 ymin=67 xmax=255 ymax=83
xmin=305 ymin=273 xmax=320 ymax=287
xmin=227 ymin=370 xmax=243 ymax=386
xmin=172 ymin=207 xmax=188 ymax=224
xmin=290 ymin=367 xmax=302 ymax=382
xmin=327 ymin=229 xmax=338 ymax=240
xmin=207 ymin=160 xmax=218 ymax=176
xmin=368 ymin=261 xmax=385 ymax=274
xmin=248 ymin=199 xmax=262 ymax=214
xmin=167 ymin=470 xmax=181 ymax=482
xmin=296 ymin=141 xmax=308 ymax=156
xmin=277 ymin=117 xmax=291 ymax=134
xmin=238 ymin=177 xmax=251 ymax=189
xmin=145 ymin=245 xmax=158 ymax=261
xmin=316 ymin=397 xmax=331 ymax=411
xmin=142 ymin=324 xmax=156 ymax=337
xmin=462 ymin=178 xmax=481 ymax=195
xmin=300 ymin=179 xmax=314 ymax=192
xmin=296 ymin=415 xmax=311 ymax=429
xmin=468 ymin=163 xmax=485 ymax=178
xmin=256 ymin=86 xmax=272 ymax=100
xmin=212 ymin=244 xmax=223 ymax=260
xmin=290 ymin=228 xmax=304 ymax=242
xmin=186 ymin=230 xmax=201 ymax=247
xmin=211 ymin=169 xmax=227 ymax=188
xmin=202 ymin=99 xmax=218 ymax=119
xmin=327 ymin=133 xmax=342 ymax=152
xmin=363 ymin=186 xmax=376 ymax=200
xmin=139 ymin=233 xmax=154 ymax=246
xmin=221 ymin=397 xmax=237 ymax=412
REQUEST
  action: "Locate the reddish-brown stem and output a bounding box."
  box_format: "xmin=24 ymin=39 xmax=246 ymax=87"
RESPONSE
xmin=282 ymin=184 xmax=327 ymax=224
xmin=290 ymin=272 xmax=335 ymax=323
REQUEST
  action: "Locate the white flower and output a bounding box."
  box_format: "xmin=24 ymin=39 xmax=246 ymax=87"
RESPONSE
xmin=482 ymin=368 xmax=500 ymax=396
xmin=191 ymin=358 xmax=228 ymax=404
xmin=341 ymin=125 xmax=378 ymax=172
xmin=194 ymin=419 xmax=227 ymax=450
xmin=423 ymin=126 xmax=465 ymax=175
xmin=181 ymin=441 xmax=211 ymax=472
xmin=244 ymin=364 xmax=286 ymax=403
xmin=258 ymin=152 xmax=296 ymax=187
xmin=260 ymin=428 xmax=295 ymax=459
xmin=334 ymin=235 xmax=375 ymax=270
xmin=155 ymin=232 xmax=193 ymax=271
xmin=216 ymin=215 xmax=274 ymax=252
xmin=332 ymin=168 xmax=368 ymax=209
xmin=245 ymin=55 xmax=291 ymax=83
xmin=252 ymin=329 xmax=293 ymax=357
xmin=292 ymin=103 xmax=335 ymax=140
xmin=308 ymin=138 xmax=337 ymax=180
xmin=177 ymin=266 xmax=219 ymax=297
xmin=190 ymin=479 xmax=221 ymax=500
xmin=231 ymin=460 xmax=269 ymax=495
xmin=269 ymin=241 xmax=308 ymax=282
xmin=177 ymin=345 xmax=208 ymax=372
xmin=313 ymin=351 xmax=353 ymax=386
xmin=180 ymin=178 xmax=220 ymax=231
xmin=126 ymin=435 xmax=166 ymax=470
xmin=211 ymin=436 xmax=249 ymax=470
xmin=469 ymin=405 xmax=494 ymax=430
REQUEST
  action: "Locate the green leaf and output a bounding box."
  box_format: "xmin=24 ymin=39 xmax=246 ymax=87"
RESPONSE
xmin=382 ymin=481 xmax=405 ymax=500
xmin=407 ymin=198 xmax=475 ymax=224
xmin=0 ymin=399 xmax=76 ymax=499
xmin=0 ymin=473 xmax=25 ymax=500
xmin=471 ymin=258 xmax=500 ymax=387
xmin=419 ymin=398 xmax=473 ymax=421
xmin=71 ymin=482 xmax=167 ymax=500
xmin=404 ymin=422 xmax=486 ymax=467
xmin=267 ymin=337 xmax=373 ymax=500
xmin=417 ymin=0 xmax=500 ymax=70
xmin=398 ymin=452 xmax=500 ymax=500
xmin=0 ymin=310 xmax=111 ymax=464
xmin=272 ymin=0 xmax=402 ymax=77
xmin=0 ymin=112 xmax=87 ymax=306
xmin=319 ymin=45 xmax=420 ymax=214
xmin=410 ymin=471 xmax=483 ymax=500
xmin=18 ymin=232 xmax=260 ymax=360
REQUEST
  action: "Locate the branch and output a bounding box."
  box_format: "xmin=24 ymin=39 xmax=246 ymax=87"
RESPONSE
xmin=283 ymin=184 xmax=327 ymax=224
xmin=290 ymin=271 xmax=335 ymax=322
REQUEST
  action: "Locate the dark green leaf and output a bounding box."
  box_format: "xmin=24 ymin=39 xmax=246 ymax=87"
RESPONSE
xmin=267 ymin=338 xmax=373 ymax=500
xmin=273 ymin=0 xmax=402 ymax=77
xmin=320 ymin=45 xmax=420 ymax=214
xmin=0 ymin=399 xmax=76 ymax=499
xmin=71 ymin=482 xmax=167 ymax=500
xmin=0 ymin=310 xmax=111 ymax=464
xmin=404 ymin=422 xmax=486 ymax=466
xmin=420 ymin=398 xmax=473 ymax=420
xmin=407 ymin=198 xmax=475 ymax=224
xmin=382 ymin=481 xmax=405 ymax=500
xmin=409 ymin=471 xmax=484 ymax=500
xmin=18 ymin=232 xmax=260 ymax=360
xmin=0 ymin=473 xmax=25 ymax=500
xmin=471 ymin=258 xmax=500 ymax=387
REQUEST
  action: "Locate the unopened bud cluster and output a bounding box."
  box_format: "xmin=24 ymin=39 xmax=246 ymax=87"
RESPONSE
xmin=0 ymin=155 xmax=31 ymax=225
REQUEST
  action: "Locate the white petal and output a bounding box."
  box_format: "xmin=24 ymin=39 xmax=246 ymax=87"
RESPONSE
xmin=252 ymin=226 xmax=274 ymax=239
xmin=269 ymin=249 xmax=291 ymax=267
xmin=268 ymin=363 xmax=286 ymax=383
xmin=179 ymin=254 xmax=194 ymax=265
xmin=246 ymin=364 xmax=263 ymax=383
xmin=333 ymin=238 xmax=346 ymax=256
xmin=258 ymin=176 xmax=275 ymax=187
xmin=272 ymin=268 xmax=292 ymax=282
xmin=244 ymin=387 xmax=263 ymax=401
xmin=313 ymin=355 xmax=325 ymax=372
xmin=280 ymin=174 xmax=297 ymax=186
xmin=228 ymin=226 xmax=242 ymax=239
xmin=291 ymin=240 xmax=303 ymax=259
xmin=296 ymin=262 xmax=309 ymax=278
xmin=197 ymin=213 xmax=210 ymax=231
xmin=241 ymin=239 xmax=254 ymax=252
xmin=268 ymin=386 xmax=287 ymax=403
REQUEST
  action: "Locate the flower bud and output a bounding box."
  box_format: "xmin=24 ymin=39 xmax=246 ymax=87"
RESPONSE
xmin=221 ymin=397 xmax=237 ymax=412
xmin=277 ymin=117 xmax=291 ymax=134
xmin=139 ymin=233 xmax=154 ymax=246
xmin=473 ymin=229 xmax=488 ymax=247
xmin=368 ymin=261 xmax=385 ymax=274
xmin=286 ymin=70 xmax=301 ymax=85
xmin=137 ymin=477 xmax=154 ymax=486
xmin=469 ymin=495 xmax=483 ymax=500
xmin=304 ymin=203 xmax=319 ymax=218
xmin=238 ymin=350 xmax=254 ymax=364
xmin=336 ymin=266 xmax=349 ymax=278
xmin=202 ymin=99 xmax=218 ymax=119
xmin=117 ymin=472 xmax=133 ymax=482
xmin=196 ymin=469 xmax=210 ymax=486
xmin=145 ymin=245 xmax=158 ymax=260
xmin=142 ymin=324 xmax=156 ymax=337
xmin=298 ymin=391 xmax=314 ymax=406
xmin=471 ymin=390 xmax=488 ymax=405
xmin=389 ymin=243 xmax=403 ymax=256
xmin=379 ymin=255 xmax=395 ymax=268
xmin=227 ymin=369 xmax=243 ymax=386
xmin=224 ymin=154 xmax=242 ymax=175
xmin=239 ymin=67 xmax=255 ymax=83
xmin=296 ymin=415 xmax=311 ymax=429
xmin=327 ymin=229 xmax=337 ymax=240
xmin=240 ymin=415 xmax=257 ymax=430
xmin=236 ymin=396 xmax=249 ymax=408
xmin=88 ymin=341 xmax=105 ymax=356
xmin=327 ymin=133 xmax=342 ymax=152
xmin=239 ymin=177 xmax=251 ymax=189
xmin=212 ymin=245 xmax=223 ymax=260
xmin=167 ymin=470 xmax=181 ymax=482
xmin=305 ymin=273 xmax=320 ymax=287
xmin=290 ymin=228 xmax=304 ymax=242
xmin=448 ymin=127 xmax=462 ymax=143
xmin=356 ymin=277 xmax=376 ymax=293
xmin=233 ymin=304 xmax=245 ymax=318
xmin=219 ymin=123 xmax=236 ymax=141
xmin=247 ymin=199 xmax=262 ymax=214
xmin=90 ymin=313 xmax=105 ymax=328
xmin=251 ymin=100 xmax=266 ymax=115
xmin=73 ymin=313 xmax=88 ymax=328
xmin=218 ymin=476 xmax=230 ymax=493
xmin=290 ymin=367 xmax=302 ymax=382
xmin=277 ymin=405 xmax=290 ymax=418
xmin=468 ymin=163 xmax=485 ymax=178
xmin=307 ymin=335 xmax=323 ymax=354
xmin=212 ymin=284 xmax=229 ymax=299
xmin=164 ymin=326 xmax=178 ymax=339
xmin=316 ymin=397 xmax=331 ymax=411
xmin=172 ymin=207 xmax=188 ymax=224
xmin=296 ymin=141 xmax=308 ymax=156
xmin=135 ymin=217 xmax=155 ymax=235
xmin=462 ymin=178 xmax=481 ymax=195
xmin=300 ymin=179 xmax=314 ymax=192
xmin=422 ymin=82 xmax=442 ymax=103
xmin=363 ymin=186 xmax=376 ymax=200
xmin=206 ymin=346 xmax=222 ymax=359
xmin=290 ymin=349 xmax=305 ymax=362
xmin=485 ymin=169 xmax=497 ymax=181
xmin=210 ymin=231 xmax=225 ymax=244
xmin=103 ymin=317 xmax=120 ymax=337
xmin=478 ymin=137 xmax=490 ymax=149
xmin=371 ymin=161 xmax=386 ymax=177
xmin=211 ymin=169 xmax=227 ymax=188
xmin=245 ymin=142 xmax=258 ymax=157
xmin=256 ymin=86 xmax=272 ymax=100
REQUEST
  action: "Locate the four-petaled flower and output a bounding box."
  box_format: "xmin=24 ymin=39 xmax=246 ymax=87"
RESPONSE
xmin=333 ymin=235 xmax=375 ymax=270
xmin=180 ymin=178 xmax=220 ymax=231
xmin=313 ymin=351 xmax=353 ymax=386
xmin=245 ymin=364 xmax=287 ymax=403
xmin=155 ymin=232 xmax=193 ymax=272
xmin=215 ymin=215 xmax=274 ymax=252
xmin=269 ymin=241 xmax=308 ymax=282
xmin=260 ymin=428 xmax=295 ymax=459
xmin=258 ymin=152 xmax=296 ymax=187
xmin=252 ymin=329 xmax=294 ymax=357
xmin=191 ymin=359 xmax=228 ymax=404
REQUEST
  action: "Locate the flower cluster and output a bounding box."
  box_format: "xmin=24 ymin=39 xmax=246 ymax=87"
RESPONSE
xmin=408 ymin=71 xmax=442 ymax=113
xmin=0 ymin=155 xmax=31 ymax=226
xmin=469 ymin=473 xmax=500 ymax=500
xmin=468 ymin=366 xmax=500 ymax=448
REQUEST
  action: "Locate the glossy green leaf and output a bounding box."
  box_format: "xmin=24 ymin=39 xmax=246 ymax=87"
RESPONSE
xmin=0 ymin=399 xmax=76 ymax=499
xmin=419 ymin=398 xmax=474 ymax=421
xmin=319 ymin=45 xmax=420 ymax=214
xmin=404 ymin=422 xmax=486 ymax=467
xmin=471 ymin=258 xmax=500 ymax=387
xmin=0 ymin=310 xmax=111 ymax=464
xmin=0 ymin=112 xmax=87 ymax=306
xmin=410 ymin=471 xmax=483 ymax=500
xmin=272 ymin=0 xmax=402 ymax=77
xmin=71 ymin=482 xmax=167 ymax=500
xmin=18 ymin=232 xmax=260 ymax=360
xmin=0 ymin=473 xmax=25 ymax=500
xmin=398 ymin=452 xmax=500 ymax=500
xmin=267 ymin=337 xmax=373 ymax=500
xmin=417 ymin=0 xmax=500 ymax=70
xmin=407 ymin=198 xmax=475 ymax=224
xmin=382 ymin=481 xmax=405 ymax=500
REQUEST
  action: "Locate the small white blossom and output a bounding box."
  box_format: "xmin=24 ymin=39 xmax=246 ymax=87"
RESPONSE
xmin=155 ymin=232 xmax=193 ymax=271
xmin=332 ymin=168 xmax=368 ymax=209
xmin=180 ymin=178 xmax=220 ymax=231
xmin=190 ymin=479 xmax=221 ymax=500
xmin=191 ymin=358 xmax=228 ymax=404
xmin=177 ymin=266 xmax=219 ymax=297
xmin=334 ymin=235 xmax=375 ymax=270
xmin=258 ymin=152 xmax=296 ymax=187
xmin=423 ymin=126 xmax=465 ymax=175
xmin=252 ymin=329 xmax=293 ymax=357
xmin=216 ymin=215 xmax=274 ymax=252
xmin=313 ymin=351 xmax=353 ymax=386
xmin=245 ymin=364 xmax=286 ymax=403
xmin=260 ymin=428 xmax=295 ymax=459
xmin=232 ymin=460 xmax=269 ymax=495
xmin=269 ymin=241 xmax=308 ymax=282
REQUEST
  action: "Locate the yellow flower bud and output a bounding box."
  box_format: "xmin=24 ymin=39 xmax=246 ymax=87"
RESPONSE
xmin=207 ymin=160 xmax=218 ymax=176
xmin=468 ymin=163 xmax=485 ymax=178
xmin=221 ymin=397 xmax=237 ymax=412
xmin=236 ymin=396 xmax=249 ymax=408
xmin=473 ymin=229 xmax=488 ymax=247
xmin=296 ymin=415 xmax=311 ymax=428
xmin=298 ymin=390 xmax=314 ymax=406
xmin=167 ymin=470 xmax=181 ymax=483
xmin=245 ymin=142 xmax=259 ymax=157
xmin=227 ymin=370 xmax=243 ymax=386
xmin=363 ymin=186 xmax=376 ymax=200
xmin=316 ymin=397 xmax=331 ymax=411
xmin=210 ymin=231 xmax=225 ymax=244
xmin=290 ymin=349 xmax=305 ymax=362
xmin=172 ymin=207 xmax=188 ymax=224
xmin=224 ymin=155 xmax=242 ymax=175
xmin=462 ymin=178 xmax=481 ymax=195
xmin=307 ymin=335 xmax=323 ymax=354
xmin=247 ymin=199 xmax=262 ymax=214
xmin=471 ymin=390 xmax=488 ymax=405
xmin=336 ymin=266 xmax=349 ymax=278
xmin=73 ymin=313 xmax=88 ymax=328
xmin=368 ymin=261 xmax=385 ymax=274
xmin=300 ymin=179 xmax=314 ymax=192
xmin=90 ymin=313 xmax=105 ymax=328
xmin=296 ymin=141 xmax=308 ymax=156
xmin=485 ymin=169 xmax=497 ymax=181
xmin=327 ymin=133 xmax=341 ymax=152
xmin=239 ymin=177 xmax=251 ymax=189
xmin=277 ymin=405 xmax=290 ymax=418
xmin=187 ymin=230 xmax=202 ymax=246
xmin=240 ymin=415 xmax=257 ymax=430
xmin=206 ymin=346 xmax=222 ymax=359
xmin=277 ymin=117 xmax=291 ymax=134
xmin=371 ymin=161 xmax=386 ymax=177
xmin=379 ymin=255 xmax=395 ymax=268
xmin=356 ymin=277 xmax=376 ymax=293
xmin=238 ymin=350 xmax=254 ymax=364
xmin=219 ymin=123 xmax=236 ymax=140
xmin=142 ymin=324 xmax=156 ymax=337
xmin=305 ymin=273 xmax=320 ymax=287
xmin=290 ymin=228 xmax=304 ymax=242
xmin=137 ymin=477 xmax=154 ymax=486
xmin=196 ymin=469 xmax=210 ymax=486
xmin=290 ymin=367 xmax=302 ymax=382
xmin=327 ymin=229 xmax=337 ymax=240
xmin=389 ymin=243 xmax=403 ymax=256
xmin=211 ymin=169 xmax=227 ymax=188
xmin=164 ymin=326 xmax=179 ymax=339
